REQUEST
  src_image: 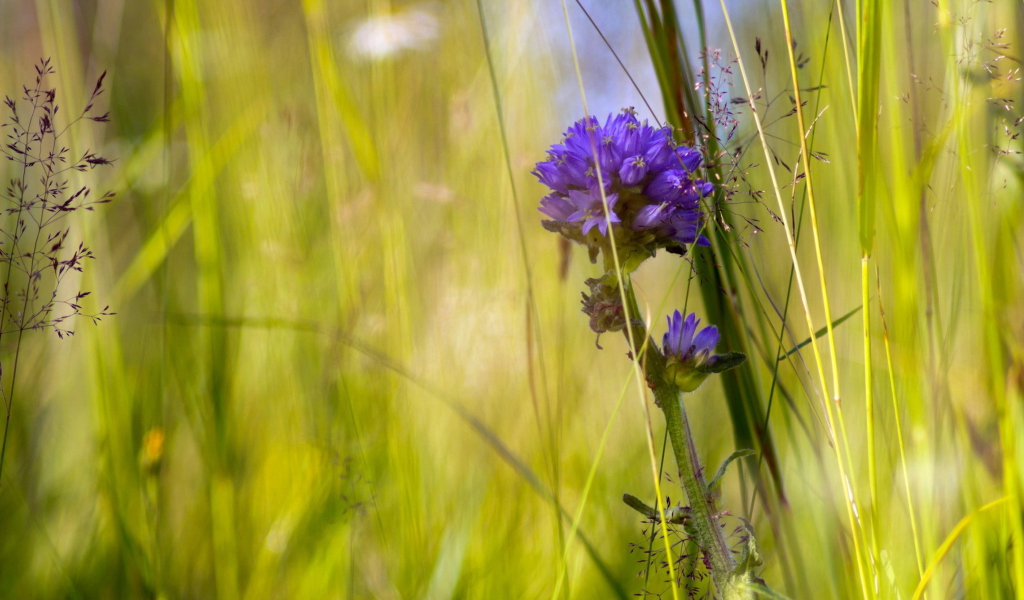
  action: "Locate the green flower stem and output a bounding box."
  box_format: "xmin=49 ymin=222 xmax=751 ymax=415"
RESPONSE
xmin=619 ymin=278 xmax=742 ymax=598
xmin=656 ymin=383 xmax=736 ymax=591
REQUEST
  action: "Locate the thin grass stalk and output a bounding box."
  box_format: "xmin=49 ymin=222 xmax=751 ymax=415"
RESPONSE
xmin=897 ymin=0 xmax=941 ymax=541
xmin=848 ymin=0 xmax=885 ymax=574
xmin=474 ymin=1 xmax=573 ymax=590
xmin=782 ymin=0 xmax=882 ymax=593
xmin=779 ymin=0 xmax=855 ymax=459
xmin=833 ymin=0 xmax=859 ymax=125
xmin=745 ymin=11 xmax=841 ymax=589
xmin=957 ymin=37 xmax=1024 ymax=599
xmin=0 ymin=88 xmax=41 ymax=483
xmin=302 ymin=0 xmax=397 ymax=576
xmin=1006 ymin=364 xmax=1024 ymax=594
xmin=0 ymin=121 xmax=62 ymax=488
xmin=720 ymin=1 xmax=870 ymax=597
xmin=549 ymin=372 xmax=635 ymax=600
xmin=862 ymin=257 xmax=879 ymax=583
xmin=558 ymin=4 xmax=682 ymax=598
xmin=745 ymin=4 xmax=839 ymax=582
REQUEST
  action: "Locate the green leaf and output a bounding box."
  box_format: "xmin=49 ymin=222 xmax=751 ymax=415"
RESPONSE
xmin=708 ymin=449 xmax=755 ymax=496
xmin=622 ymin=494 xmax=693 ymax=525
xmin=622 ymin=493 xmax=657 ymax=519
xmin=725 ymin=518 xmax=769 ymax=600
xmin=780 ymin=305 xmax=861 ymax=358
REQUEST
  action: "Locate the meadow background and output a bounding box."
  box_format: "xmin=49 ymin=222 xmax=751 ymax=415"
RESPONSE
xmin=0 ymin=0 xmax=1021 ymax=598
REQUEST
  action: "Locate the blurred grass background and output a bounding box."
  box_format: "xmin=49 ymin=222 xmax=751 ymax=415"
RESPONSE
xmin=0 ymin=0 xmax=1021 ymax=598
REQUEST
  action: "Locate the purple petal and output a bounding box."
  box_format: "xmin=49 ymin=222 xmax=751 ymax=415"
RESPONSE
xmin=692 ymin=325 xmax=720 ymax=355
xmin=680 ymin=313 xmax=699 ymax=351
xmin=663 ymin=311 xmax=684 ymax=355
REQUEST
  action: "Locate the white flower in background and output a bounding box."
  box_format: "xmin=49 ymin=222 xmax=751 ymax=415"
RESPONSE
xmin=348 ymin=3 xmax=439 ymax=60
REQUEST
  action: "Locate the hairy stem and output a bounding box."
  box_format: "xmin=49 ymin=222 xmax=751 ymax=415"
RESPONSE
xmin=657 ymin=382 xmax=737 ymax=592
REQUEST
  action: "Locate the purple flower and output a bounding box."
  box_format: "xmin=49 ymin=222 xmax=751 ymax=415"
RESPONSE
xmin=663 ymin=311 xmax=724 ymax=391
xmin=663 ymin=311 xmax=719 ymax=364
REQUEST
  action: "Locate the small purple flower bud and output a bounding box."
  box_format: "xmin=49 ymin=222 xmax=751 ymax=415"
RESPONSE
xmin=643 ymin=133 xmax=675 ymax=171
xmin=633 ymin=202 xmax=669 ymax=230
xmin=645 ymin=169 xmax=688 ymax=203
xmin=675 ymin=146 xmax=703 ymax=173
xmin=559 ymin=152 xmax=590 ymax=189
xmin=619 ymin=155 xmax=648 ymax=186
xmin=697 ymin=180 xmax=714 ymax=197
xmin=597 ymin=135 xmax=624 ymax=173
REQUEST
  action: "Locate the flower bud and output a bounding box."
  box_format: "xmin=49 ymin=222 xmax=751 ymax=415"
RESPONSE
xmin=581 ymin=276 xmax=625 ymax=334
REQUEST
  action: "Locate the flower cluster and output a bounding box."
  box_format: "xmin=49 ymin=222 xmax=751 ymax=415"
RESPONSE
xmin=533 ymin=109 xmax=712 ymax=268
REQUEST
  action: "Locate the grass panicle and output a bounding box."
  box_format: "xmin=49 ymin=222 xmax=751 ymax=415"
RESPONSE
xmin=0 ymin=59 xmax=113 ymax=483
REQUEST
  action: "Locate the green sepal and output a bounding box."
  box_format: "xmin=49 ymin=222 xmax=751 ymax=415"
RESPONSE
xmin=697 ymin=351 xmax=747 ymax=374
xmin=665 ymin=360 xmax=710 ymax=392
xmin=620 ymin=246 xmax=655 ymax=273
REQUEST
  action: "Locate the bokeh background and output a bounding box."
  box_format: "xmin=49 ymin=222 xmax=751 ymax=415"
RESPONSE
xmin=0 ymin=0 xmax=1022 ymax=598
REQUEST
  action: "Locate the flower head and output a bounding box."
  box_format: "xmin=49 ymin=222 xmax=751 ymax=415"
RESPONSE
xmin=533 ymin=110 xmax=713 ymax=265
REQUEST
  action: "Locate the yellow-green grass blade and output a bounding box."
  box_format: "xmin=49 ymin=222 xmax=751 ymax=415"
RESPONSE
xmin=910 ymin=497 xmax=1009 ymax=600
xmin=301 ymin=0 xmax=380 ymax=183
xmin=855 ymin=0 xmax=883 ymax=549
xmin=113 ymin=101 xmax=266 ymax=303
xmin=169 ymin=1 xmax=238 ymax=597
xmin=780 ymin=304 xmax=861 ymax=359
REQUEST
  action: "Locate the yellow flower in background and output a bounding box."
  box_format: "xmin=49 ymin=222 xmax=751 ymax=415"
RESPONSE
xmin=140 ymin=428 xmax=165 ymax=472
